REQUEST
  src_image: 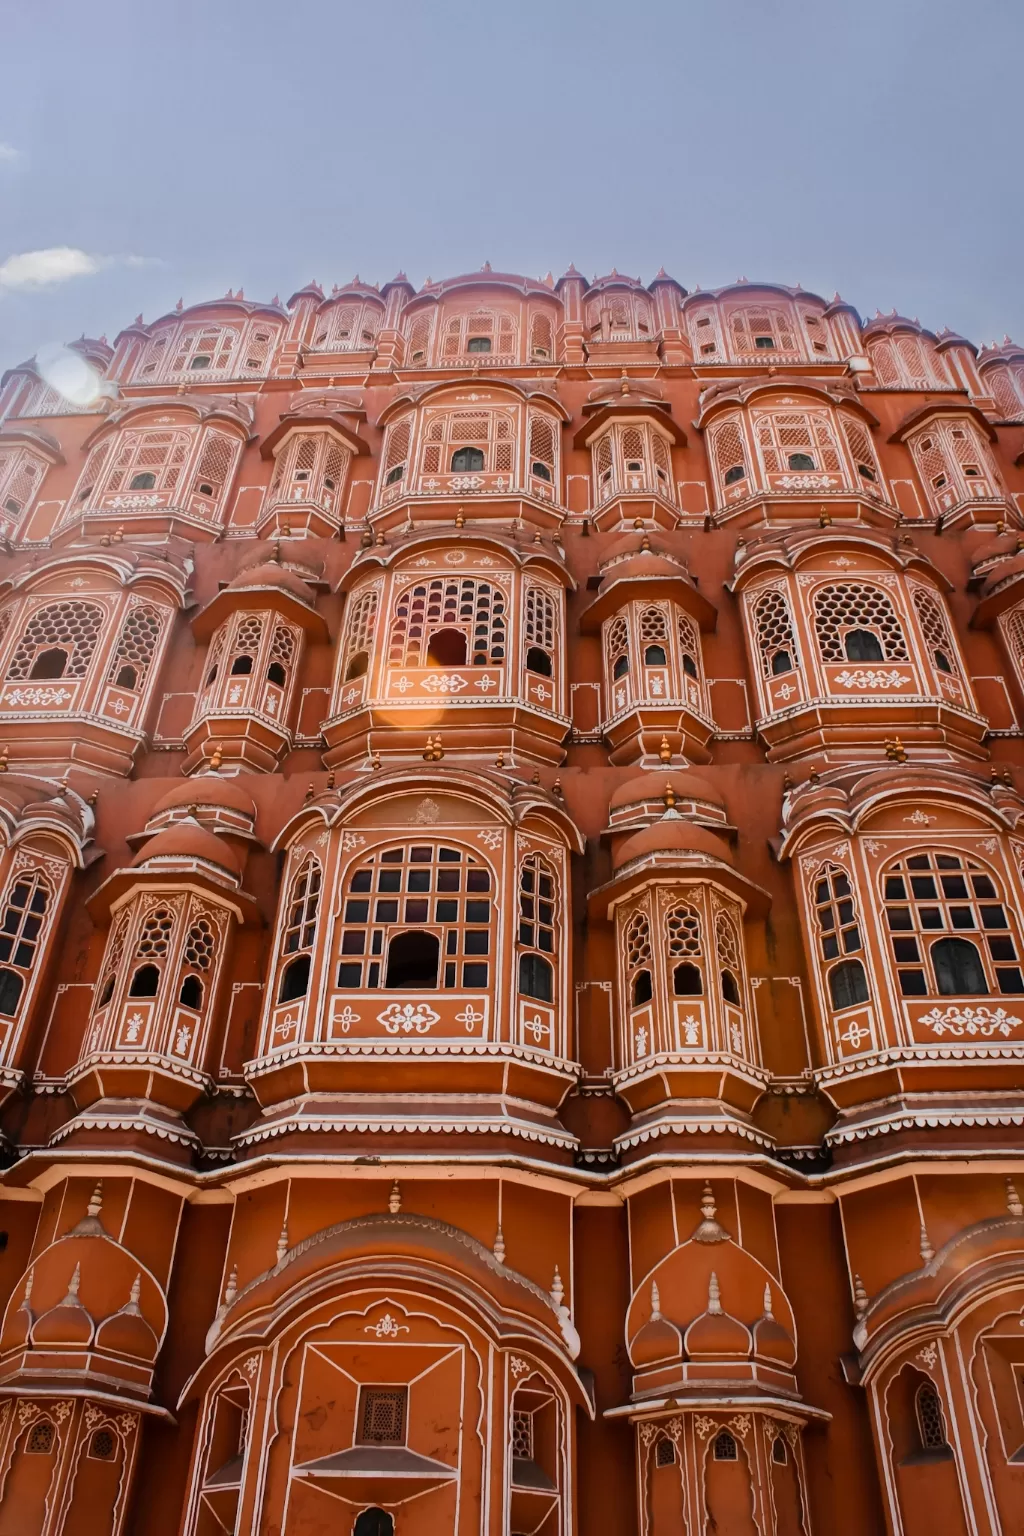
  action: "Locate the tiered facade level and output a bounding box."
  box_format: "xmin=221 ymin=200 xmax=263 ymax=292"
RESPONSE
xmin=0 ymin=267 xmax=1022 ymax=1536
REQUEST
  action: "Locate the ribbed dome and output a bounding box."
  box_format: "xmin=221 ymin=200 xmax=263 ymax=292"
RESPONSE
xmin=228 ymin=561 xmax=315 ymax=604
xmin=982 ymin=551 xmax=1024 ymax=594
xmin=614 ymin=817 xmax=734 ymax=871
xmin=151 ymin=777 xmax=257 ymax=822
xmin=31 ymin=1265 xmax=94 ymax=1348
xmin=132 ymin=819 xmax=240 ymax=877
xmin=94 ymin=1279 xmax=159 ymax=1363
xmin=602 ymin=551 xmax=687 ymax=584
xmin=609 ymin=769 xmax=725 ymax=814
xmin=684 ymin=1305 xmax=752 ymax=1359
xmin=601 ymin=531 xmax=686 ymax=569
xmin=630 ymin=1310 xmax=683 ymax=1367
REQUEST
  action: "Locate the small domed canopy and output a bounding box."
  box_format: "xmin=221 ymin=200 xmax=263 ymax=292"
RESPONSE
xmin=683 ymin=1298 xmax=752 ymax=1360
xmin=592 ymin=812 xmax=769 ymax=919
xmin=30 ymin=1267 xmax=94 ymax=1348
xmin=191 ymin=557 xmax=329 ymax=642
xmin=149 ymin=776 xmax=258 ymax=825
xmin=0 ymin=775 xmax=95 ymax=862
xmin=259 ymin=389 xmax=369 ymax=458
xmin=608 ymin=769 xmax=728 ymax=831
xmin=580 ymin=535 xmax=716 ymax=632
xmin=630 ymin=1308 xmax=683 ymax=1367
xmin=87 ymin=813 xmax=260 ymax=925
xmin=614 ymin=818 xmax=735 ymax=871
xmin=970 ymin=550 xmax=1024 ymax=626
xmin=0 ymin=422 xmax=65 ymax=467
xmin=94 ymin=1282 xmax=160 ymax=1363
xmin=131 ymin=819 xmax=241 ymax=878
xmin=861 ymin=311 xmax=936 ymax=342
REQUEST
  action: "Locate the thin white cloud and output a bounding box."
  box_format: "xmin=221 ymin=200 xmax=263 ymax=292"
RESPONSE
xmin=0 ymin=143 xmax=20 ymax=164
xmin=0 ymin=246 xmax=155 ymax=292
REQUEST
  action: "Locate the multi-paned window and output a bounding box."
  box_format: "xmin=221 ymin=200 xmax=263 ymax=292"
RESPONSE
xmin=624 ymin=909 xmax=653 ymax=1006
xmin=752 ymin=588 xmax=798 ymax=678
xmin=812 ymin=583 xmax=908 ymax=664
xmin=0 ymin=869 xmax=50 ymax=1017
xmin=277 ymin=859 xmax=322 ymax=1003
xmin=388 ymin=578 xmax=506 ymax=669
xmin=883 ymin=851 xmax=1023 ymax=997
xmin=337 ymin=844 xmax=493 ymax=991
xmin=518 ymin=854 xmax=556 ymax=1002
xmin=813 ymin=865 xmax=869 ymax=1008
xmin=5 ymin=600 xmax=105 ymax=682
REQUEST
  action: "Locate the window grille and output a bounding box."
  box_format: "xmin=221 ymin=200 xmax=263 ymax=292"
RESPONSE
xmin=405 ymin=314 xmax=433 ymax=364
xmin=170 ymin=325 xmax=238 ymax=376
xmin=656 ymin=1437 xmax=676 ymax=1467
xmin=0 ymin=606 xmax=13 ymax=659
xmin=912 ymin=587 xmax=960 ymax=676
xmin=751 ymin=589 xmax=797 ymax=678
xmin=687 ymin=307 xmax=724 ymax=358
xmin=595 ymin=435 xmax=613 ymax=498
xmin=0 ymin=447 xmax=44 ymax=527
xmin=381 ymin=418 xmax=412 ymax=483
xmin=883 ymin=850 xmax=1023 ymax=997
xmin=908 ymin=420 xmax=999 ymax=513
xmin=106 ymin=429 xmax=192 ymax=496
xmin=915 ymin=1382 xmax=947 ymax=1450
xmin=607 ymin=615 xmax=629 ymax=679
xmin=26 ymin=1421 xmax=55 ymax=1455
xmin=184 ymin=918 xmax=216 ymax=970
xmin=312 ymin=301 xmax=382 ymax=351
xmin=727 ymin=306 xmax=797 ymax=358
xmin=419 ymin=408 xmax=517 ymax=477
xmin=190 ymin=430 xmax=238 ymax=509
xmin=88 ymin=1429 xmax=116 ymax=1461
xmin=233 ymin=615 xmax=264 ymax=658
xmin=840 ymin=416 xmax=882 ymax=487
xmin=712 ymin=1429 xmax=738 ymax=1461
xmin=801 ymin=311 xmax=833 ymax=356
xmin=677 ymin=612 xmax=703 ymax=688
xmin=709 ymin=416 xmax=749 ymax=495
xmin=639 ymin=608 xmax=668 ymax=645
xmin=586 ymin=293 xmax=653 ymax=342
xmin=269 ymin=621 xmax=297 ymax=675
xmin=336 ymin=843 xmax=493 ymax=992
xmin=1004 ymin=607 xmax=1024 ymax=683
xmin=95 ymin=909 xmax=131 ymax=1011
xmin=6 ymin=600 xmax=105 ymax=680
xmin=715 ymin=909 xmax=742 ymax=976
xmin=869 ymin=338 xmax=901 ymax=387
xmin=282 ymin=860 xmax=321 ymax=959
xmin=812 ymin=584 xmax=908 ymax=662
xmin=136 ymin=907 xmax=174 ymax=959
xmin=813 ymin=866 xmax=862 ymax=962
xmin=440 ymin=310 xmax=518 ymax=360
xmin=342 ymin=586 xmax=379 ymax=678
xmin=511 ymin=1409 xmax=534 ymax=1459
xmin=108 ymin=603 xmax=165 ymax=688
xmin=73 ymin=441 xmax=112 ymax=506
xmin=667 ymin=904 xmax=702 ymax=957
xmin=518 ymin=854 xmax=557 ymax=1001
xmin=0 ymin=870 xmax=50 ymax=993
xmin=388 ymin=577 xmax=506 ymax=668
xmin=755 ymin=412 xmax=842 ymax=475
xmin=359 ymin=1387 xmax=407 ymax=1445
xmin=624 ymin=911 xmax=652 ymax=971
xmin=593 ymin=423 xmax=674 ymax=503
xmin=524 ymin=583 xmax=558 ymax=654
xmin=530 ymin=313 xmax=553 ymax=359
xmin=987 ymin=365 xmax=1024 ymax=422
xmin=527 ymin=412 xmax=557 ymax=480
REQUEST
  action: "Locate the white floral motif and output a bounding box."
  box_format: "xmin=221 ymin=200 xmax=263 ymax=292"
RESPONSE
xmin=863 ymin=839 xmax=883 ymax=856
xmin=477 ymin=830 xmax=502 ymax=849
xmin=904 ymin=810 xmax=936 ymax=825
xmin=125 ymin=1013 xmax=143 ymax=1042
xmin=522 ymin=1013 xmax=550 ymax=1044
xmin=364 ymin=1313 xmax=409 ymax=1338
xmin=2 ymin=687 xmax=74 ymax=707
xmin=175 ymin=1025 xmax=191 ymax=1055
xmin=475 ymin=675 xmax=498 ymax=692
xmin=377 ymin=1002 xmax=441 ymax=1034
xmin=919 ymin=1005 xmax=1022 ymax=1039
xmin=342 ymin=832 xmax=366 ymax=851
xmin=834 ymin=670 xmax=911 ymax=690
xmin=839 ymin=1019 xmax=872 ymax=1050
xmin=774 ymin=682 xmax=797 ymax=701
xmin=917 ymin=1342 xmax=939 ymax=1369
xmin=510 ymin=1356 xmax=530 ymax=1377
xmin=635 ymin=1025 xmax=649 ymax=1057
xmin=776 ymin=473 xmax=837 ymax=490
xmin=335 ymin=1006 xmax=361 ymax=1033
xmin=393 ymin=676 xmax=414 ymax=693
xmin=680 ymin=1014 xmax=701 ymax=1046
xmin=694 ymin=1415 xmax=715 ymax=1439
xmin=420 ymin=673 xmax=469 ymax=693
xmin=444 ymin=552 xmax=467 ymax=564
xmin=244 ymin=1354 xmax=260 ymax=1376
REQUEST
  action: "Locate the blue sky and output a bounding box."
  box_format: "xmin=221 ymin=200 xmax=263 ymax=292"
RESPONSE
xmin=1 ymin=0 xmax=1022 ymax=372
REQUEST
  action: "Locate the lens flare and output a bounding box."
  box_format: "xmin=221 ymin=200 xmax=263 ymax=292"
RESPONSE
xmin=35 ymin=343 xmax=106 ymax=407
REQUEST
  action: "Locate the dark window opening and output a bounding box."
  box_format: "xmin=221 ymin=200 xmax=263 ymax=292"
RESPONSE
xmin=278 ymin=954 xmax=311 ymax=1003
xmin=426 ymin=628 xmax=467 ymax=667
xmin=916 ymin=1383 xmax=948 ymax=1452
xmin=385 ymin=930 xmax=440 ymax=989
xmin=721 ymin=968 xmax=740 ymax=1005
xmin=451 ymin=446 xmax=485 ymax=473
xmin=345 ymin=651 xmax=369 ymax=681
xmin=115 ymin=664 xmax=138 ymax=690
xmin=713 ymin=1430 xmax=738 ymax=1460
xmin=754 ymin=336 xmax=775 ymax=350
xmin=0 ymin=969 xmax=24 ymax=1017
xmin=519 ymin=952 xmax=553 ymax=1001
xmin=672 ymin=962 xmax=703 ymax=996
xmin=770 ymin=649 xmax=793 ymax=676
xmin=933 ymin=936 xmax=986 ymax=995
xmin=129 ymin=471 xmax=157 ymax=491
xmin=683 ymin=654 xmax=698 ymax=678
xmin=353 ymin=1510 xmax=394 ymax=1536
xmin=129 ymin=964 xmax=160 ymax=999
xmin=844 ymin=629 xmax=884 ymax=663
xmin=613 ymin=654 xmax=630 ymax=680
xmin=466 ymin=336 xmax=491 ymax=354
xmin=829 ymin=958 xmax=869 ymax=1009
xmin=197 ymin=481 xmax=214 ymax=496
xmin=526 ymin=646 xmax=552 ymax=677
xmin=28 ymin=648 xmax=68 ymax=681
xmin=934 ymin=650 xmax=952 ymax=674
xmin=772 ymin=1435 xmax=788 ymax=1465
xmin=230 ymin=654 xmax=254 ymax=676
xmin=189 ymin=355 xmax=211 ymax=370
xmin=724 ymin=464 xmax=746 ymax=486
xmin=385 ymin=464 xmax=404 ymax=485
xmin=787 ymin=452 xmax=816 ymax=471
xmin=267 ymin=662 xmax=286 ymax=686
xmin=858 ymin=463 xmax=877 ymax=481
xmin=644 ymin=644 xmax=667 ymax=666
xmin=656 ymin=1438 xmax=676 ymax=1466
xmin=97 ymin=973 xmax=115 ymax=1008
xmin=632 ymin=969 xmax=652 ymax=1006
xmin=531 ymin=461 xmax=551 ymax=481
xmin=179 ymin=974 xmax=203 ymax=1010
xmin=205 ymin=665 xmax=218 ymax=687
xmin=359 ymin=1386 xmax=407 ymax=1443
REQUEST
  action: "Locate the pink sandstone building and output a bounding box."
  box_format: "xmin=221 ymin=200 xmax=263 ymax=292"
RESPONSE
xmin=0 ymin=265 xmax=1021 ymax=1533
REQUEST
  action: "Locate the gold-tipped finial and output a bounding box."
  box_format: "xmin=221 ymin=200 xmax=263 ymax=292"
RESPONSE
xmin=818 ymin=506 xmax=832 ymax=527
xmin=455 ymin=509 xmax=465 ymax=529
xmin=531 ymin=769 xmax=540 ymax=785
xmin=664 ymin=781 xmax=677 ymax=809
xmin=885 ymin=737 xmax=907 ymax=763
xmin=371 ymin=750 xmax=381 ymax=770
xmin=0 ymin=744 xmax=8 ymax=773
xmin=495 ymin=750 xmax=505 ymax=768
xmin=658 ymin=735 xmax=672 ymax=764
xmin=209 ymin=743 xmax=223 ymax=771
xmin=423 ymin=736 xmax=435 ymax=762
xmin=552 ymin=778 xmax=564 ymax=799
xmin=388 ymin=1180 xmax=402 ymax=1215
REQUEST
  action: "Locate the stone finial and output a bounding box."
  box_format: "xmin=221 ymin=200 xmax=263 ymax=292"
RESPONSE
xmin=388 ymin=1180 xmax=402 ymax=1215
xmin=919 ymin=1222 xmax=934 ymax=1264
xmin=763 ymin=1282 xmax=774 ymax=1318
xmin=1006 ymin=1177 xmax=1023 ymax=1217
xmin=551 ymin=1265 xmax=564 ymax=1308
xmin=693 ymin=1183 xmax=728 ymax=1244
xmin=276 ymin=1220 xmax=289 ymax=1264
xmin=371 ymin=752 xmax=381 ymax=770
xmin=209 ymin=743 xmax=223 ymax=772
xmin=22 ymin=1271 xmax=33 ymax=1306
xmin=223 ymin=1266 xmax=238 ymax=1308
xmin=707 ymin=1272 xmax=722 ymax=1315
xmin=87 ymin=1182 xmax=102 ymax=1219
xmin=0 ymin=744 xmax=9 ymax=772
xmin=129 ymin=1273 xmax=142 ymax=1309
xmin=651 ymin=1280 xmax=662 ymax=1321
xmin=853 ymin=1274 xmax=868 ymax=1319
xmin=493 ymin=1225 xmax=506 ymax=1264
xmin=67 ymin=1263 xmax=82 ymax=1301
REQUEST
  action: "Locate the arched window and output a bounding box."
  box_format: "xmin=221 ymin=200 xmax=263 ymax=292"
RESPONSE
xmin=523 ymin=583 xmax=559 ymax=687
xmin=336 ymin=844 xmax=493 ymax=991
xmin=728 ymin=306 xmax=798 ymax=359
xmin=129 ymin=964 xmax=160 ymax=998
xmin=230 ymin=654 xmax=253 ymax=676
xmin=108 ymin=602 xmax=165 ymax=693
xmin=26 ymin=1420 xmax=55 ymax=1455
xmin=912 ymin=587 xmax=961 ymax=678
xmin=844 ymin=628 xmax=884 ymax=662
xmin=712 ymin=1429 xmax=738 ymax=1461
xmin=178 ymin=917 xmax=213 ymax=1011
xmin=752 ymin=588 xmax=798 ymax=679
xmin=267 ymin=622 xmax=296 ymax=691
xmin=625 ymin=910 xmax=652 ymax=1008
xmin=342 ymin=586 xmax=379 ymax=684
xmin=655 ymin=1437 xmax=676 ymax=1466
xmin=715 ymin=908 xmax=745 ymax=1014
xmin=771 ymin=1434 xmax=788 ymax=1465
xmin=608 ymin=614 xmax=630 ymax=685
xmin=915 ymin=1381 xmax=948 ymax=1451
xmin=518 ymin=854 xmax=556 ymax=1002
xmin=829 ymin=958 xmax=869 ymax=1009
xmin=754 ymin=410 xmax=842 ymax=477
xmin=0 ymin=869 xmax=50 ymax=1017
xmin=527 ymin=412 xmax=558 ymax=486
xmin=380 ymin=418 xmax=411 ymax=490
xmin=883 ymin=850 xmax=1023 ymax=996
xmin=677 ymin=612 xmax=703 ymax=694
xmin=639 ymin=609 xmax=669 ymax=672
xmin=6 ymin=600 xmax=104 ymax=682
xmin=281 ymin=858 xmax=321 ymax=961
xmin=812 ymin=584 xmax=908 ymax=662
xmin=667 ymin=904 xmax=703 ymax=995
xmin=709 ymin=417 xmax=749 ymax=499
xmin=389 ymin=577 xmax=506 ymax=668
xmin=530 ymin=313 xmax=554 ymax=361
xmin=0 ymin=446 xmax=47 ymax=530
xmin=29 ymin=647 xmax=67 ymax=680
xmin=226 ymin=614 xmax=263 ymax=681
xmin=353 ymin=1510 xmax=394 ymax=1536
xmin=907 ymin=419 xmax=999 ymax=515
xmin=841 ymin=415 xmax=882 ymax=488
xmin=450 ymin=445 xmax=485 ymax=473
xmin=179 ymin=974 xmax=203 ymax=1009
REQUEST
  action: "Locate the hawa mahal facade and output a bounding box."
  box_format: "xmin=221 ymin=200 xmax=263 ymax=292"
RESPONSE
xmin=0 ymin=265 xmax=1022 ymax=1536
